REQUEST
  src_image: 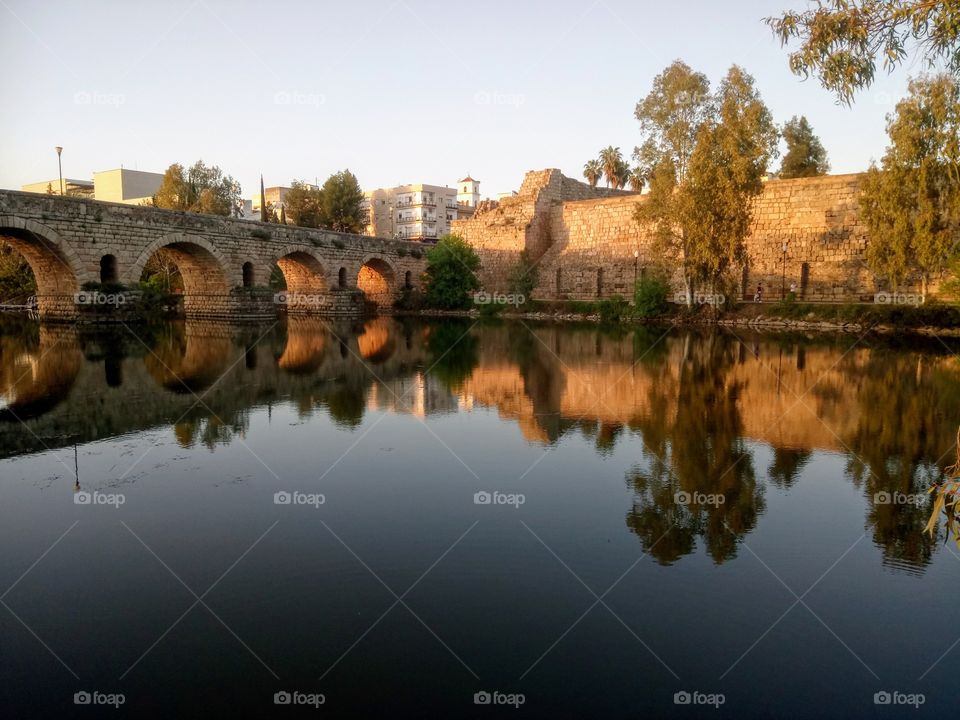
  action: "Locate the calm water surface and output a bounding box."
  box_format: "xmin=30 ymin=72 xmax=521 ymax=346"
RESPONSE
xmin=1 ymin=316 xmax=958 ymax=718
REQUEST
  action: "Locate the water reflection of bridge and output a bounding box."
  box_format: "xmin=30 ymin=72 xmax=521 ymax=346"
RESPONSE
xmin=3 ymin=319 xmax=958 ymax=572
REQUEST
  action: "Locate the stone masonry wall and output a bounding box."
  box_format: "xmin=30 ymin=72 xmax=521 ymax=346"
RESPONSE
xmin=454 ymin=170 xmax=939 ymax=303
xmin=452 ymin=170 xmax=634 ymax=292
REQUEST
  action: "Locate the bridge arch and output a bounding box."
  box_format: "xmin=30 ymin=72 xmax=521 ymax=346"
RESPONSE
xmin=357 ymin=254 xmax=398 ymax=308
xmin=271 ymin=245 xmax=329 ymax=293
xmin=0 ymin=215 xmax=85 ymax=317
xmin=128 ymin=233 xmax=232 ymax=316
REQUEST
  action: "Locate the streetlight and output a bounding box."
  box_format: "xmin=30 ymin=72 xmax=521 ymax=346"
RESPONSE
xmin=55 ymin=146 xmax=64 ymax=196
xmin=780 ymin=240 xmax=789 ymax=300
xmin=633 ymin=249 xmax=640 ymax=286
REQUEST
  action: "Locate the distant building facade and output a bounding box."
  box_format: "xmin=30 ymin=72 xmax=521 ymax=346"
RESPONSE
xmin=364 ymin=176 xmax=481 ymax=241
xmin=22 ymin=168 xmax=163 ymax=205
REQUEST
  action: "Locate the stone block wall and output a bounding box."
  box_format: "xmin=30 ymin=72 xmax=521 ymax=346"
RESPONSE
xmin=456 ymin=170 xmax=938 ymax=303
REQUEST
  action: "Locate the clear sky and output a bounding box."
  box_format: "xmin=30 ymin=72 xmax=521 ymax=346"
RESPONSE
xmin=0 ymin=0 xmax=917 ymax=200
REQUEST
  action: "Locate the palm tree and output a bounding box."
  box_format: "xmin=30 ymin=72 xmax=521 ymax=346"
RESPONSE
xmin=583 ymin=159 xmax=603 ymax=188
xmin=628 ymin=166 xmax=645 ymax=192
xmin=613 ymin=158 xmax=631 ymax=190
xmin=599 ymin=146 xmax=623 ymax=188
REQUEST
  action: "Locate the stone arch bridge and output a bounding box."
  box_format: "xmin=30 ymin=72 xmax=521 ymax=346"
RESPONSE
xmin=0 ymin=190 xmax=428 ymax=320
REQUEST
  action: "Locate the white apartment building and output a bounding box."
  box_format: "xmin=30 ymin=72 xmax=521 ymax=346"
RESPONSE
xmin=364 ymin=176 xmax=481 ymax=241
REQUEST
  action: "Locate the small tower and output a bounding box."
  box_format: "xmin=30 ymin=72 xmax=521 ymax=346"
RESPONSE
xmin=457 ymin=175 xmax=480 ymax=208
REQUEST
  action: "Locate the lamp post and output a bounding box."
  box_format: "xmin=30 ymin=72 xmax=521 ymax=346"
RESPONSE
xmin=780 ymin=240 xmax=789 ymax=300
xmin=55 ymin=146 xmax=63 ymax=196
xmin=633 ymin=249 xmax=639 ymax=286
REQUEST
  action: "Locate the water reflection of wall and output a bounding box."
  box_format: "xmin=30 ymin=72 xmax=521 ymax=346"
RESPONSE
xmin=3 ymin=319 xmax=958 ymax=573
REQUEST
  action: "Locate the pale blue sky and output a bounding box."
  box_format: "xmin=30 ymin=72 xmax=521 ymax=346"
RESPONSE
xmin=0 ymin=0 xmax=915 ymax=200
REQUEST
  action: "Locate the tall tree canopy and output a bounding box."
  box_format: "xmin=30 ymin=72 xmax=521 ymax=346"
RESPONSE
xmin=860 ymin=73 xmax=960 ymax=290
xmin=583 ymin=159 xmax=603 ymax=188
xmin=152 ymin=160 xmax=242 ymax=217
xmin=768 ymin=1 xmax=960 ymax=105
xmin=635 ymin=62 xmax=778 ymax=304
xmin=317 ymin=170 xmax=366 ymax=233
xmin=779 ymin=115 xmax=831 ymax=178
xmin=283 ymin=180 xmax=324 ymax=228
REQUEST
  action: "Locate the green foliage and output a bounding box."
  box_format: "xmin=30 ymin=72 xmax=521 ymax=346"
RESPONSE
xmin=635 ymin=62 xmax=778 ymax=303
xmin=507 ymin=252 xmax=538 ymax=303
xmin=393 ymin=286 xmax=424 ymax=311
xmin=250 ymin=229 xmax=271 ymax=241
xmin=779 ymin=115 xmax=830 ymax=178
xmin=0 ymin=244 xmax=36 ymax=301
xmin=583 ymin=159 xmax=603 ymax=188
xmin=598 ymin=295 xmax=629 ymax=323
xmin=423 ymin=234 xmax=481 ymax=309
xmin=152 ymin=160 xmax=242 ymax=217
xmin=599 ymin=146 xmax=626 ymax=189
xmin=633 ymin=274 xmax=671 ymax=317
xmin=318 ymin=170 xmax=366 ymax=233
xmin=283 ymin=180 xmax=324 ymax=228
xmin=767 ymin=1 xmax=960 ymax=105
xmin=860 ymin=74 xmax=960 ymax=289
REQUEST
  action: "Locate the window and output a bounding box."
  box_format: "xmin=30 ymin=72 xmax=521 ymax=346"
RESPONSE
xmin=100 ymin=254 xmax=118 ymax=284
xmin=242 ymin=262 xmax=255 ymax=288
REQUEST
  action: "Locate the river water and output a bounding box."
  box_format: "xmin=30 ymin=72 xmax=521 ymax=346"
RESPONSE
xmin=1 ymin=316 xmax=957 ymax=717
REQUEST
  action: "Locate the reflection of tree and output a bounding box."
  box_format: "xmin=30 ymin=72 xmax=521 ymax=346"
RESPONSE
xmin=626 ymin=333 xmax=763 ymax=565
xmin=323 ymin=382 xmax=366 ymax=428
xmin=842 ymin=352 xmax=959 ymax=571
xmin=767 ymin=447 xmax=811 ymax=489
xmin=426 ymin=321 xmax=478 ymax=392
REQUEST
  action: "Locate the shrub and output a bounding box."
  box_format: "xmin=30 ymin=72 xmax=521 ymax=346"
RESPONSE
xmin=598 ymin=295 xmax=629 ymax=323
xmin=633 ymin=274 xmax=671 ymax=318
xmin=423 ymin=234 xmax=481 ymax=309
xmin=507 ymin=251 xmax=538 ymax=305
xmin=250 ymin=229 xmax=271 ymax=241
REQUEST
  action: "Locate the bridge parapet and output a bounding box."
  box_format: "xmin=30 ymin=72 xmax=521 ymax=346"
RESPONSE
xmin=0 ymin=190 xmax=428 ymax=320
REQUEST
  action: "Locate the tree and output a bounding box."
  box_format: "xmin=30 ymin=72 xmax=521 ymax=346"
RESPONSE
xmin=0 ymin=244 xmax=36 ymax=301
xmin=613 ymin=157 xmax=631 ymax=189
xmin=153 ymin=161 xmax=242 ymax=217
xmin=423 ymin=234 xmax=481 ymax=309
xmin=768 ymin=1 xmax=960 ymax=105
xmin=317 ymin=170 xmax=366 ymax=233
xmin=583 ymin=159 xmax=603 ymax=188
xmin=284 ymin=180 xmax=324 ymax=228
xmin=628 ymin=166 xmax=646 ymax=192
xmin=260 ymin=175 xmax=268 ymax=223
xmin=860 ymin=73 xmax=960 ymax=292
xmin=779 ymin=115 xmax=831 ymax=178
xmin=633 ymin=60 xmax=712 ymax=184
xmin=635 ymin=64 xmax=778 ymax=304
xmin=599 ymin=146 xmax=624 ymax=188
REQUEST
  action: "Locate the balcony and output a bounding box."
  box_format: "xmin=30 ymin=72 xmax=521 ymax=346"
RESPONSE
xmin=396 ymin=216 xmax=437 ymax=225
xmin=396 ymin=198 xmax=437 ymax=208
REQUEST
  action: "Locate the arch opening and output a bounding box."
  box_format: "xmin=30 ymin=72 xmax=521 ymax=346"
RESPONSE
xmin=357 ymin=257 xmax=396 ymax=308
xmin=100 ymin=254 xmax=118 ymax=285
xmin=0 ymin=228 xmax=77 ymax=316
xmin=138 ymin=241 xmax=229 ymax=316
xmin=274 ymin=251 xmax=328 ymax=312
xmin=242 ymin=262 xmax=255 ymax=288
